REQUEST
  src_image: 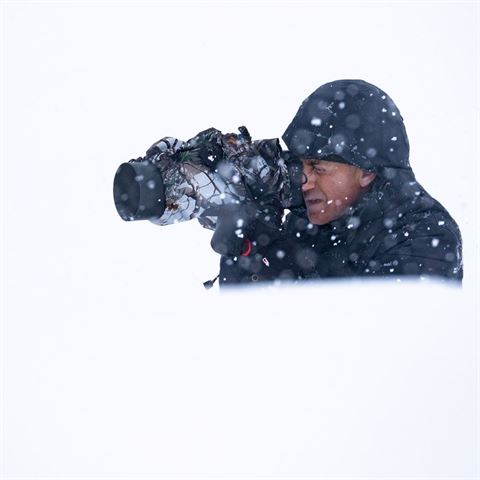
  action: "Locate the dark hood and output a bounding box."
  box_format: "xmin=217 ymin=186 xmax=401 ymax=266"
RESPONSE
xmin=282 ymin=80 xmax=461 ymax=244
xmin=282 ymin=79 xmax=418 ymax=228
xmin=282 ymin=79 xmax=410 ymax=175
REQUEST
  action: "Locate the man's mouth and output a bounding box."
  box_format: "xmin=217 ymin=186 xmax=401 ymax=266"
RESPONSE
xmin=306 ymin=198 xmax=326 ymax=205
xmin=305 ymin=198 xmax=328 ymax=214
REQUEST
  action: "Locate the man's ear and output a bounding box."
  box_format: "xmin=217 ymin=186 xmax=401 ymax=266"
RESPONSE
xmin=359 ymin=170 xmax=376 ymax=188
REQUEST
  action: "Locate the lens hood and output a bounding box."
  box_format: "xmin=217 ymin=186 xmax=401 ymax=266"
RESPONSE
xmin=113 ymin=161 xmax=166 ymax=221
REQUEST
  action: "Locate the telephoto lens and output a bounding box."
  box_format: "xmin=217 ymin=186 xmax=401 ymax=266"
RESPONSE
xmin=113 ymin=127 xmax=305 ymax=229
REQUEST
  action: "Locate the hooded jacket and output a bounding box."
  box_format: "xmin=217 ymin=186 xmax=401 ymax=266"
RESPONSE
xmin=218 ymin=80 xmax=463 ymax=285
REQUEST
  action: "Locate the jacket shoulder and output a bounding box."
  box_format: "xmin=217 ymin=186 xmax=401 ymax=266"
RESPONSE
xmin=371 ymin=206 xmax=463 ymax=280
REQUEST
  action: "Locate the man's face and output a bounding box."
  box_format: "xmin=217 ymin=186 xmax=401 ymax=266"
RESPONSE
xmin=302 ymin=159 xmax=376 ymax=225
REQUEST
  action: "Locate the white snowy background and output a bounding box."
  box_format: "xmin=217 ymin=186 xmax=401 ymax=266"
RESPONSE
xmin=2 ymin=1 xmax=479 ymax=478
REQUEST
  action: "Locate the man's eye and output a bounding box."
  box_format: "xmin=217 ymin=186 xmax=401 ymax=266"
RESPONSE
xmin=313 ymin=166 xmax=326 ymax=173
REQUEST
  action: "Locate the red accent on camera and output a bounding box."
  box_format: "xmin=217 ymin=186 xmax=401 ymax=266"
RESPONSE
xmin=241 ymin=238 xmax=252 ymax=257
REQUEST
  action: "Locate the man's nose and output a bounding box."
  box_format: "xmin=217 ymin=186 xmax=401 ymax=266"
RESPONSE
xmin=302 ymin=168 xmax=315 ymax=192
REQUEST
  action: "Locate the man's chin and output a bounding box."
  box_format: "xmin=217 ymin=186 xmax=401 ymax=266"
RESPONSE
xmin=306 ymin=210 xmax=331 ymax=226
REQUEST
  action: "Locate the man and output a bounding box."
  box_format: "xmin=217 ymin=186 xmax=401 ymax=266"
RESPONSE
xmin=218 ymin=79 xmax=463 ymax=284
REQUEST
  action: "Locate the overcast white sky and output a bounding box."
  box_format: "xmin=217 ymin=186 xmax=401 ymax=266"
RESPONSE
xmin=2 ymin=1 xmax=479 ymax=478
